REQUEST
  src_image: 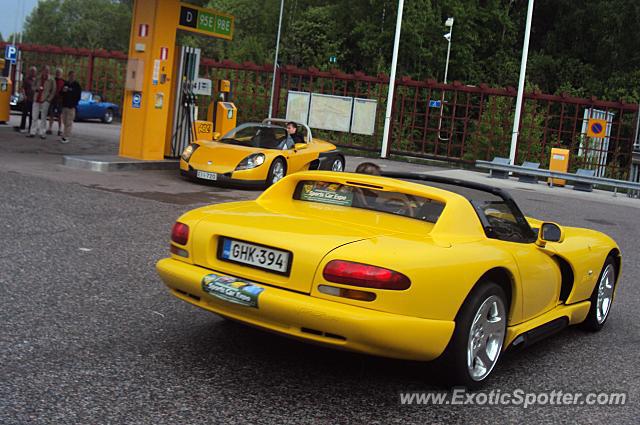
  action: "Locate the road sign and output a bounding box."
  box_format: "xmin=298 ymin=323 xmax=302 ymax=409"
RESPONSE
xmin=132 ymin=92 xmax=142 ymax=109
xmin=587 ymin=118 xmax=607 ymax=138
xmin=429 ymin=100 xmax=442 ymax=108
xmin=4 ymin=45 xmax=18 ymax=64
xmin=178 ymin=2 xmax=234 ymax=40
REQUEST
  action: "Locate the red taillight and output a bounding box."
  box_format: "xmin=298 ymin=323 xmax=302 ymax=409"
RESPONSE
xmin=322 ymin=260 xmax=411 ymax=290
xmin=171 ymin=222 xmax=189 ymax=245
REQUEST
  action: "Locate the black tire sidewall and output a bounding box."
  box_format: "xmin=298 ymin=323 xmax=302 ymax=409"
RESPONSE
xmin=441 ymin=282 xmax=508 ymax=389
xmin=266 ymin=158 xmax=286 ymax=187
xmin=581 ymin=255 xmax=617 ymax=332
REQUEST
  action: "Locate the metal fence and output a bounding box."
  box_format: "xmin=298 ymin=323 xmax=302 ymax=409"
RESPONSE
xmin=5 ymin=43 xmax=128 ymax=108
xmin=4 ymin=42 xmax=639 ymax=178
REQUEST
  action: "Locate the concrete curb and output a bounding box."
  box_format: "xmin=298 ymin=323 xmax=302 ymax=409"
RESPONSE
xmin=63 ymin=155 xmax=179 ymax=172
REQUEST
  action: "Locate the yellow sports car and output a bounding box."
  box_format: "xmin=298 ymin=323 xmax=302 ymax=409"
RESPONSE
xmin=180 ymin=118 xmax=345 ymax=188
xmin=156 ymin=170 xmax=621 ymax=387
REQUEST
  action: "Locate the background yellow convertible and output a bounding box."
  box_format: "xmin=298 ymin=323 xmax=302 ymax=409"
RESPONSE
xmin=180 ymin=118 xmax=345 ymax=188
xmin=156 ymin=170 xmax=621 ymax=387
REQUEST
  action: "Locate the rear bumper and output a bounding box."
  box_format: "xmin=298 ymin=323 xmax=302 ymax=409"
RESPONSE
xmin=156 ymin=258 xmax=455 ymax=361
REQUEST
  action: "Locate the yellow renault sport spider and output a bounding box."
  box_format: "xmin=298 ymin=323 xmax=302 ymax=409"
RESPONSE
xmin=180 ymin=118 xmax=345 ymax=188
xmin=156 ymin=171 xmax=621 ymax=387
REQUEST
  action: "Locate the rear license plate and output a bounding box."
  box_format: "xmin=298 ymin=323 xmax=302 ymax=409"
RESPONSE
xmin=218 ymin=237 xmax=291 ymax=275
xmin=196 ymin=170 xmax=217 ymax=180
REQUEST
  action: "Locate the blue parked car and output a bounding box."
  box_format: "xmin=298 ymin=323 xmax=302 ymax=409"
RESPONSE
xmin=76 ymin=91 xmax=119 ymax=124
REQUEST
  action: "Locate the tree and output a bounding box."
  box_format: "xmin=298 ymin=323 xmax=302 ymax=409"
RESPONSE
xmin=16 ymin=0 xmax=640 ymax=102
xmin=22 ymin=0 xmax=131 ymax=51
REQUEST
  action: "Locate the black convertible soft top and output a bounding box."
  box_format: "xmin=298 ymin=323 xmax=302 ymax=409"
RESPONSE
xmin=382 ymin=171 xmax=537 ymax=243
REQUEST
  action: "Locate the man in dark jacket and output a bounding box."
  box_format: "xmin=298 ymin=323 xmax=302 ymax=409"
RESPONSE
xmin=15 ymin=66 xmax=37 ymax=133
xmin=60 ymin=70 xmax=82 ymax=144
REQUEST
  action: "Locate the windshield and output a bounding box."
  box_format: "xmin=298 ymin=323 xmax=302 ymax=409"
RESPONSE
xmin=219 ymin=124 xmax=289 ymax=149
xmin=293 ymin=180 xmax=445 ymax=223
xmin=81 ymin=92 xmax=92 ymax=101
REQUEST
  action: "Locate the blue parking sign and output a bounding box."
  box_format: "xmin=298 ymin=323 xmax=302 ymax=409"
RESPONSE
xmin=132 ymin=92 xmax=142 ymax=109
xmin=4 ymin=45 xmax=18 ymax=64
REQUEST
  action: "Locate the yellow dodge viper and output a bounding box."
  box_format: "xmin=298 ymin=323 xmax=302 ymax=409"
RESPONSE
xmin=156 ymin=170 xmax=621 ymax=387
xmin=180 ymin=118 xmax=345 ymax=188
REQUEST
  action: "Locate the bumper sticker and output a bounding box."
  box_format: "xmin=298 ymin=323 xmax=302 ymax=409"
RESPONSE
xmin=201 ymin=273 xmax=264 ymax=308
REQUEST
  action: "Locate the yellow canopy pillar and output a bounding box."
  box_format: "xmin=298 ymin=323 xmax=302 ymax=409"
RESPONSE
xmin=119 ymin=0 xmax=179 ymax=160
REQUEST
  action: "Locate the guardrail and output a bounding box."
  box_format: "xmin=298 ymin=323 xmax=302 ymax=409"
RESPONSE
xmin=475 ymin=160 xmax=640 ymax=197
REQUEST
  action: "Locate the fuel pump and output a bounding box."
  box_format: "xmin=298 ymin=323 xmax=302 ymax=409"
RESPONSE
xmin=0 ymin=59 xmax=12 ymax=124
xmin=207 ymin=79 xmax=236 ymax=137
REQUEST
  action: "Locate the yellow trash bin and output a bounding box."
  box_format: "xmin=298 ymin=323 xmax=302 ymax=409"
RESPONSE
xmin=548 ymin=148 xmax=570 ymax=186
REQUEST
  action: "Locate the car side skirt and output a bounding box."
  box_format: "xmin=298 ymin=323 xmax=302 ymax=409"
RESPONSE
xmin=504 ymin=301 xmax=590 ymax=350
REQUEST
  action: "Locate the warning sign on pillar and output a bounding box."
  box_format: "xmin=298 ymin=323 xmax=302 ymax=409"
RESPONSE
xmin=160 ymin=47 xmax=168 ymax=61
xmin=138 ymin=24 xmax=149 ymax=37
xmin=152 ymin=59 xmax=160 ymax=85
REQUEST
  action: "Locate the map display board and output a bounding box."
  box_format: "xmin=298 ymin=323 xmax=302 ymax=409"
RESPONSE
xmin=308 ymin=93 xmax=353 ymax=132
xmin=350 ymin=97 xmax=377 ymax=135
xmin=285 ymin=91 xmax=311 ymax=124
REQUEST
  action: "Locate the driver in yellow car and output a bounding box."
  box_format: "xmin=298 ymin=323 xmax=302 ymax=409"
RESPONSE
xmin=286 ymin=122 xmax=304 ymax=146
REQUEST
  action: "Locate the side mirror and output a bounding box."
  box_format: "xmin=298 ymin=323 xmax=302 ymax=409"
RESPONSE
xmin=536 ymin=222 xmax=564 ymax=247
xmin=294 ymin=143 xmax=307 ymax=150
xmin=212 ymin=132 xmax=221 ymax=140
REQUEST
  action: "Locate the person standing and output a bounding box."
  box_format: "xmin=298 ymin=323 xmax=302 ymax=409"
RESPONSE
xmin=15 ymin=66 xmax=37 ymax=133
xmin=47 ymin=68 xmax=65 ymax=136
xmin=28 ymin=66 xmax=55 ymax=139
xmin=60 ymin=70 xmax=82 ymax=144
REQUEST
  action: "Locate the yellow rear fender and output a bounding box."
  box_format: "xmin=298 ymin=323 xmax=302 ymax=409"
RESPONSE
xmin=312 ymin=237 xmax=523 ymax=323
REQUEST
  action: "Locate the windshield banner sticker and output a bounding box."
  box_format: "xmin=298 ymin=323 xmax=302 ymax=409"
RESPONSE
xmin=300 ymin=182 xmax=354 ymax=206
xmin=201 ymin=273 xmax=265 ymax=308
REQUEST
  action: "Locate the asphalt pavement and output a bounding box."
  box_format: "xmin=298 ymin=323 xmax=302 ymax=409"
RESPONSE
xmin=1 ymin=115 xmax=638 ymax=424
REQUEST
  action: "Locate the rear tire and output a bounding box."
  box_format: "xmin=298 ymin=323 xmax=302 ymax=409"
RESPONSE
xmin=329 ymin=155 xmax=345 ymax=172
xmin=102 ymin=108 xmax=114 ymax=124
xmin=439 ymin=282 xmax=507 ymax=389
xmin=581 ymin=255 xmax=617 ymax=332
xmin=266 ymin=158 xmax=286 ymax=187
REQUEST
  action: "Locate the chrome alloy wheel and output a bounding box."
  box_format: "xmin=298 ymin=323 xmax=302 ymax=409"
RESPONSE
xmin=596 ymin=264 xmax=615 ymax=324
xmin=272 ymin=161 xmax=285 ymax=184
xmin=467 ymin=295 xmax=506 ymax=381
xmin=331 ymin=158 xmax=344 ymax=171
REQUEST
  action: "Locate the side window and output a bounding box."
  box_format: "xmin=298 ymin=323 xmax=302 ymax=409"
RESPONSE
xmin=473 ymin=200 xmax=534 ymax=243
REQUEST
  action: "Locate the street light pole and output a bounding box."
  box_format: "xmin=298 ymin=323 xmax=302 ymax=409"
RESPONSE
xmin=438 ymin=17 xmax=454 ymax=141
xmin=509 ymin=0 xmax=535 ymax=165
xmin=268 ymin=0 xmax=285 ymax=119
xmin=443 ymin=18 xmax=454 ymax=84
xmin=380 ymin=0 xmax=405 ymax=159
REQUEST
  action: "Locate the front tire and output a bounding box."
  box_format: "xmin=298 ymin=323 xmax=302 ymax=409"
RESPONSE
xmin=266 ymin=158 xmax=286 ymax=187
xmin=581 ymin=256 xmax=617 ymax=332
xmin=440 ymin=282 xmax=507 ymax=389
